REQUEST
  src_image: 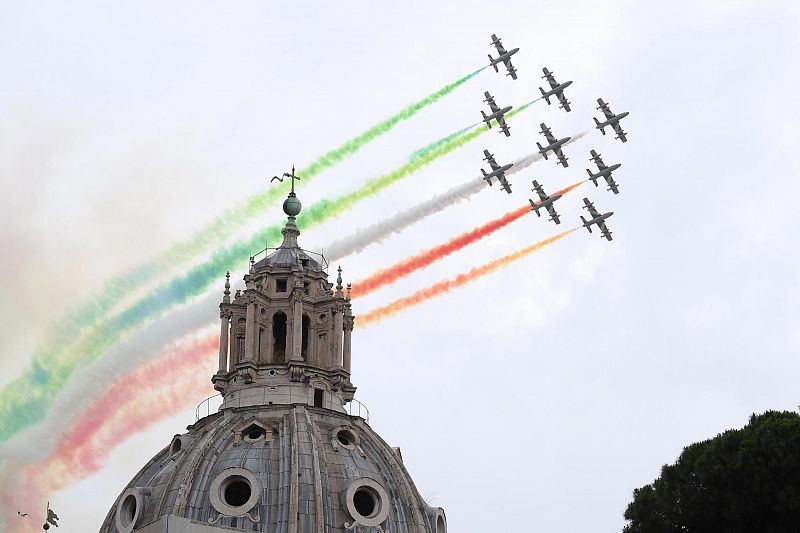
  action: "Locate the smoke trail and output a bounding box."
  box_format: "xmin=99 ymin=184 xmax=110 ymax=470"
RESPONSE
xmin=19 ymin=332 xmax=217 ymax=512
xmin=0 ymin=96 xmax=534 ymax=442
xmin=358 ymin=229 xmax=577 ymax=326
xmin=351 ymin=205 xmax=530 ymax=299
xmin=0 ymin=70 xmax=483 ymax=440
xmin=325 ymin=132 xmax=586 ymax=262
xmin=408 ymin=123 xmax=479 ymax=162
xmin=0 ymin=292 xmax=220 ymax=463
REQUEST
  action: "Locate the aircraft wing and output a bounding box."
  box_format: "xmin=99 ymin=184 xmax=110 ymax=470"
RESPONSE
xmin=605 ymin=177 xmax=620 ymax=194
xmin=491 ymin=34 xmax=507 ymax=55
xmin=498 ymin=175 xmax=512 ymax=193
xmin=546 ymin=203 xmax=561 ymax=224
xmin=590 ymin=150 xmax=607 ymax=170
xmin=484 ymin=92 xmax=499 ymax=113
xmin=483 ymin=150 xmax=499 ymax=170
xmin=612 ymin=122 xmax=628 ymax=142
xmin=556 ymin=91 xmax=571 ymax=112
xmin=532 ymin=180 xmax=547 ymax=201
xmin=583 ymin=198 xmax=600 ymax=218
xmin=597 ymin=98 xmax=615 ymax=120
xmin=554 ymin=147 xmax=569 ymax=167
xmin=598 ymin=220 xmax=613 ymax=240
xmin=543 ymin=68 xmax=558 ymax=88
xmin=539 ymin=123 xmax=556 ymax=143
xmin=503 ymin=58 xmax=518 ymax=79
xmin=498 ymin=116 xmax=511 ymax=137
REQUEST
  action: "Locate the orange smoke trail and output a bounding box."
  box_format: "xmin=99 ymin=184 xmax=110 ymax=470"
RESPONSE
xmin=19 ymin=331 xmax=218 ymax=516
xmin=351 ymin=180 xmax=587 ymax=299
xmin=358 ymin=228 xmax=577 ymax=326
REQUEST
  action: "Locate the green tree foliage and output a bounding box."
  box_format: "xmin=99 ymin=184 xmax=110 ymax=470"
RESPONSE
xmin=623 ymin=410 xmax=800 ymax=533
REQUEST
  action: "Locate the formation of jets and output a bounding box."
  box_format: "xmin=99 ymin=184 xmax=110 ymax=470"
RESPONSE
xmin=488 ymin=34 xmax=518 ymax=79
xmin=539 ymin=68 xmax=572 ymax=112
xmin=481 ymin=150 xmax=513 ymax=193
xmin=474 ymin=33 xmax=630 ymax=241
xmin=594 ymin=98 xmax=629 ymax=142
xmin=480 ymin=91 xmax=512 ymax=137
xmin=537 ymin=123 xmax=571 ymax=167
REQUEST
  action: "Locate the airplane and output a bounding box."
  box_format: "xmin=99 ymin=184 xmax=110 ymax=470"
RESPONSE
xmin=539 ymin=67 xmax=572 ymax=112
xmin=528 ymin=180 xmax=562 ymax=224
xmin=488 ymin=34 xmax=519 ymax=79
xmin=594 ymin=98 xmax=629 ymax=142
xmin=536 ymin=123 xmax=571 ymax=167
xmin=580 ymin=197 xmax=614 ymax=241
xmin=480 ymin=149 xmax=513 ymax=193
xmin=481 ymin=92 xmax=512 ymax=137
xmin=586 ymin=149 xmax=621 ymax=194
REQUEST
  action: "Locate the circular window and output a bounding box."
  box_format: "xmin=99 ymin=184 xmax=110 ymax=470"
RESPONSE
xmin=210 ymin=468 xmax=261 ymax=517
xmin=170 ymin=436 xmax=182 ymax=455
xmin=343 ymin=478 xmax=390 ymax=527
xmin=115 ymin=488 xmax=146 ymax=533
xmin=331 ymin=426 xmax=360 ymax=450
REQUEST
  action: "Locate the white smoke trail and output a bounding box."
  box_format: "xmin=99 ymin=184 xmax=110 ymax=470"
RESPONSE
xmin=324 ymin=132 xmax=585 ymax=262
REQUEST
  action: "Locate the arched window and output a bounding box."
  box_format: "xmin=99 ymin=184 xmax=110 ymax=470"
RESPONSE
xmin=302 ymin=314 xmax=311 ymax=359
xmin=272 ymin=312 xmax=287 ymax=362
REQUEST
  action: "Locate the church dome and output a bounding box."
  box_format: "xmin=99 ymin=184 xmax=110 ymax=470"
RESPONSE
xmin=98 ymin=190 xmax=446 ymax=532
xmin=99 ymin=405 xmax=445 ymax=532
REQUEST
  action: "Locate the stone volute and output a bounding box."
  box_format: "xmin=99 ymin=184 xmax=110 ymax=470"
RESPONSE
xmin=98 ymin=188 xmax=447 ymax=533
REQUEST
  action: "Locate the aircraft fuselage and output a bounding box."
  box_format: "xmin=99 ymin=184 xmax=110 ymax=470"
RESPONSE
xmin=484 ymin=106 xmax=512 ymax=123
xmin=531 ymin=193 xmax=562 ymax=211
xmin=490 ymin=48 xmax=519 ymax=64
xmin=483 ymin=164 xmax=513 ymax=182
xmin=584 ymin=212 xmax=614 ymax=227
xmin=596 ymin=111 xmax=629 ymax=128
xmin=539 ymin=137 xmax=570 ymax=154
xmin=541 ymin=80 xmax=573 ymax=97
xmin=590 ymin=163 xmax=621 ymax=178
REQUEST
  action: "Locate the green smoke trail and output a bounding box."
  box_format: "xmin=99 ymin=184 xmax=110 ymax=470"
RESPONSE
xmin=0 ymin=98 xmax=532 ymax=441
xmin=2 ymin=69 xmax=482 ymax=430
xmin=408 ymin=124 xmax=477 ymax=162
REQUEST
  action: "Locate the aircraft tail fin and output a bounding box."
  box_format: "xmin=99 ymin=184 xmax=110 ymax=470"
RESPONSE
xmin=536 ymin=142 xmax=547 ymax=158
xmin=586 ymin=169 xmax=598 ymax=185
xmin=481 ymin=110 xmax=491 ymax=128
xmin=481 ymin=168 xmax=492 ymax=185
xmin=539 ymin=87 xmax=551 ymax=105
xmin=488 ymin=55 xmax=498 ymax=72
xmin=594 ymin=117 xmax=605 ymax=134
xmin=581 ymin=216 xmax=592 ymax=232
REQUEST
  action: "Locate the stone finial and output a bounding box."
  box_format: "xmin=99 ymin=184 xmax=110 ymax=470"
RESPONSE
xmin=346 ymin=283 xmax=351 ymax=302
xmin=223 ymin=271 xmax=231 ymax=303
xmin=249 ymin=256 xmax=255 ymax=272
xmin=336 ymin=266 xmax=344 ymax=297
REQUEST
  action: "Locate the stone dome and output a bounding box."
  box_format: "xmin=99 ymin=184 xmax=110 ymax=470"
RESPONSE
xmin=99 ymin=404 xmax=445 ymax=532
xmin=98 ymin=195 xmax=446 ymax=533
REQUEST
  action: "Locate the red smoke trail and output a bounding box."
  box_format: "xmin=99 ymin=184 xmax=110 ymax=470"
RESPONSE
xmin=358 ymin=228 xmax=577 ymax=326
xmin=18 ymin=332 xmax=218 ymax=520
xmin=350 ymin=205 xmax=529 ymax=299
xmin=351 ymin=180 xmax=586 ymax=299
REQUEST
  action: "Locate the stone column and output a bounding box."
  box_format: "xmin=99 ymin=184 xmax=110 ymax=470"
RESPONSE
xmin=218 ymin=312 xmax=230 ymax=372
xmin=333 ymin=303 xmax=344 ymax=368
xmin=291 ymin=291 xmax=303 ymax=361
xmin=342 ymin=315 xmax=354 ymax=373
xmin=244 ymin=298 xmax=256 ymax=362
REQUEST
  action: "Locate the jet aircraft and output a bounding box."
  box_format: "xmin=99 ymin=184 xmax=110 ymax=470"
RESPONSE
xmin=488 ymin=34 xmax=519 ymax=79
xmin=481 ymin=92 xmax=512 ymax=137
xmin=586 ymin=149 xmax=621 ymax=194
xmin=580 ymin=198 xmax=614 ymax=241
xmin=539 ymin=67 xmax=572 ymax=112
xmin=528 ymin=180 xmax=562 ymax=224
xmin=480 ymin=150 xmax=513 ymax=193
xmin=536 ymin=123 xmax=571 ymax=167
xmin=594 ymin=98 xmax=629 ymax=142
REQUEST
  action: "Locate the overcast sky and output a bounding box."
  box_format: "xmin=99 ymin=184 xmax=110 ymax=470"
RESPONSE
xmin=1 ymin=1 xmax=799 ymax=532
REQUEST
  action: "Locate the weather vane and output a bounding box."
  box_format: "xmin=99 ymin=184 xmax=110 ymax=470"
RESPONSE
xmin=271 ymin=165 xmax=300 ymax=194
